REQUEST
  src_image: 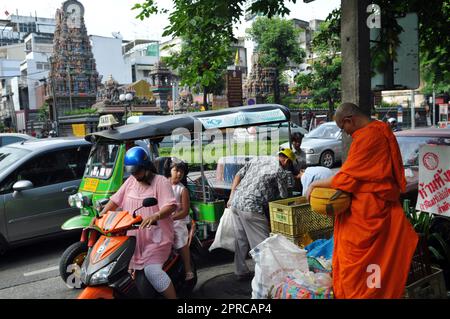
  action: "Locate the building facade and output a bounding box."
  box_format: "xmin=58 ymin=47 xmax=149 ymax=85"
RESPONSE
xmin=90 ymin=35 xmax=132 ymax=85
xmin=123 ymin=40 xmax=160 ymax=83
xmin=0 ymin=14 xmax=56 ymax=47
xmin=0 ymin=43 xmax=25 ymax=130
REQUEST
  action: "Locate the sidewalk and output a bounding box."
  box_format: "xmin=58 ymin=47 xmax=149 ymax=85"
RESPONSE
xmin=191 ymin=260 xmax=255 ymax=299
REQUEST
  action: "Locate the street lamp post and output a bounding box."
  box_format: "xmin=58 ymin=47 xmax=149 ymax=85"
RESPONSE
xmin=119 ymin=93 xmax=133 ymax=125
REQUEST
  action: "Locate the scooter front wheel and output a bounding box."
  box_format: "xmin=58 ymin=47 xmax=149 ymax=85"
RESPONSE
xmin=59 ymin=241 xmax=88 ymax=289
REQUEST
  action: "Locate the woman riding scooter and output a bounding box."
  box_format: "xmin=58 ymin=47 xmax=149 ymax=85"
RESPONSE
xmin=98 ymin=146 xmax=178 ymax=299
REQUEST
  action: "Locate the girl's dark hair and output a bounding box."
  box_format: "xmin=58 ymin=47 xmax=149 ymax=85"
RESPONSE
xmin=170 ymin=160 xmax=189 ymax=186
xmin=153 ymin=157 xmax=189 ymax=186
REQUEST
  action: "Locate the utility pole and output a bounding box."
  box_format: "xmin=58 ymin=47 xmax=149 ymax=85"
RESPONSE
xmin=172 ymin=80 xmax=178 ymax=115
xmin=51 ymin=77 xmax=59 ymax=136
xmin=340 ymin=0 xmax=371 ymax=161
xmin=7 ymin=91 xmax=17 ymax=132
xmin=410 ymin=90 xmax=415 ymax=129
xmin=67 ymin=66 xmax=73 ymax=111
xmin=432 ymin=83 xmax=436 ymax=127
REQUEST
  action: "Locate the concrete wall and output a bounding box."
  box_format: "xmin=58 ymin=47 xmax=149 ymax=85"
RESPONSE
xmin=11 ymin=77 xmax=21 ymax=112
xmin=21 ymin=34 xmax=53 ymax=110
xmin=0 ymin=44 xmax=26 ymax=60
xmin=22 ymin=57 xmax=50 ymax=110
xmin=0 ymin=60 xmax=21 ymax=77
xmin=90 ymin=35 xmax=132 ymax=84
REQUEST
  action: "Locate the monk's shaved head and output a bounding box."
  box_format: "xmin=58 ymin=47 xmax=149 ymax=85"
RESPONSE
xmin=335 ymin=102 xmax=368 ymax=120
xmin=335 ymin=102 xmax=372 ymax=134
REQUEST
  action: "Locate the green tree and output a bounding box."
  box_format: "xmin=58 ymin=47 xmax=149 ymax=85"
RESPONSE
xmin=38 ymin=102 xmax=50 ymax=122
xmin=162 ymin=25 xmax=232 ymax=109
xmin=133 ymin=1 xmax=299 ymax=108
xmin=247 ymin=17 xmax=305 ymax=104
xmin=296 ymin=10 xmax=341 ymax=120
xmin=137 ymin=0 xmax=239 ymax=110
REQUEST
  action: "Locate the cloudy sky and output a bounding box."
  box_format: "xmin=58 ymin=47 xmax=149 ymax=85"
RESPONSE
xmin=1 ymin=0 xmax=341 ymax=41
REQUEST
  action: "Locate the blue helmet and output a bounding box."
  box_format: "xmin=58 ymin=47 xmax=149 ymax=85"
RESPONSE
xmin=124 ymin=147 xmax=151 ymax=174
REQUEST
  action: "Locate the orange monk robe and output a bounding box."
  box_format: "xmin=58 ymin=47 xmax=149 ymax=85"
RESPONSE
xmin=331 ymin=120 xmax=418 ymax=299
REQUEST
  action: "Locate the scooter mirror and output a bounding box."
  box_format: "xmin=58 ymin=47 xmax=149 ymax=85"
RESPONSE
xmin=142 ymin=197 xmax=158 ymax=207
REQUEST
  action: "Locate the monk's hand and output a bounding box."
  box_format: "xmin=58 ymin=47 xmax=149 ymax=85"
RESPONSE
xmin=140 ymin=214 xmax=159 ymax=229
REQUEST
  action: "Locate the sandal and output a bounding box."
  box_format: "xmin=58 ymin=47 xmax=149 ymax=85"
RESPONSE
xmin=185 ymin=272 xmax=195 ymax=281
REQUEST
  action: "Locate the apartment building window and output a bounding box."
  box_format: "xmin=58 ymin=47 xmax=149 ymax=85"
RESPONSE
xmin=36 ymin=62 xmax=50 ymax=70
xmin=19 ymin=23 xmax=37 ymax=33
xmin=26 ymin=40 xmax=32 ymax=52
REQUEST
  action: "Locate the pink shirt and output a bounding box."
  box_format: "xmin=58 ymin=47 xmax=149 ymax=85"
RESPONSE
xmin=110 ymin=174 xmax=176 ymax=269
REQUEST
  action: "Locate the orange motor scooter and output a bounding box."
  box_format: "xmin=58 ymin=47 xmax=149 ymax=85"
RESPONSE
xmin=77 ymin=197 xmax=197 ymax=299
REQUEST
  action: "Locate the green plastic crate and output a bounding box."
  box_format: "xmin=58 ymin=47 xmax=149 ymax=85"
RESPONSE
xmin=269 ymin=196 xmax=334 ymax=237
xmin=191 ymin=200 xmax=225 ymax=223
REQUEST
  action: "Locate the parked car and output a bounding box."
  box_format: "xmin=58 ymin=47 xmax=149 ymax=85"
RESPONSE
xmin=0 ymin=138 xmax=91 ymax=253
xmin=233 ymin=122 xmax=308 ymax=143
xmin=0 ymin=133 xmax=35 ymax=146
xmin=289 ymin=121 xmax=343 ymax=168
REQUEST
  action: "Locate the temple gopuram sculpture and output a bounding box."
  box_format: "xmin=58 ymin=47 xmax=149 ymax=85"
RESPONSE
xmin=245 ymin=53 xmax=277 ymax=104
xmin=46 ymin=0 xmax=100 ymax=117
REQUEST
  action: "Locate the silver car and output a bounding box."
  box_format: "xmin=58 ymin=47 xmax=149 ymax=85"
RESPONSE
xmin=233 ymin=122 xmax=308 ymax=142
xmin=301 ymin=121 xmax=343 ymax=168
xmin=0 ymin=133 xmax=35 ymax=146
xmin=0 ymin=138 xmax=91 ymax=253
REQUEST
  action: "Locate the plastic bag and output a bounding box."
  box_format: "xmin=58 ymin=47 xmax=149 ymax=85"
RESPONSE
xmin=250 ymin=234 xmax=309 ymax=299
xmin=305 ymin=236 xmax=334 ymax=260
xmin=209 ymin=208 xmax=235 ymax=252
xmin=271 ymin=272 xmax=333 ymax=299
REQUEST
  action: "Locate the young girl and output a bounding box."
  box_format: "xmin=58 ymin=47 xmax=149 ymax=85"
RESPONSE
xmin=167 ymin=159 xmax=194 ymax=281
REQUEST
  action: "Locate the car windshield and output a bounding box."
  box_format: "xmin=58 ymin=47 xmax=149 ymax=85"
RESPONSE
xmin=0 ymin=146 xmax=31 ymax=172
xmin=84 ymin=143 xmax=119 ymax=179
xmin=396 ymin=136 xmax=450 ymax=167
xmin=306 ymin=124 xmax=340 ymax=139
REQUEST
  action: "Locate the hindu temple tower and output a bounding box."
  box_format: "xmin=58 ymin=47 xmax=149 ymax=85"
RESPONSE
xmin=46 ymin=0 xmax=100 ymax=119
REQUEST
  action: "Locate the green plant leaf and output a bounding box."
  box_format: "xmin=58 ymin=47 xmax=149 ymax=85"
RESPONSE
xmin=428 ymin=246 xmax=445 ymax=261
xmin=429 ymin=232 xmax=450 ymax=263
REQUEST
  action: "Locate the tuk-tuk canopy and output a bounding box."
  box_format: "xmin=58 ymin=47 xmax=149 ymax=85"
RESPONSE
xmin=85 ymin=104 xmax=290 ymax=142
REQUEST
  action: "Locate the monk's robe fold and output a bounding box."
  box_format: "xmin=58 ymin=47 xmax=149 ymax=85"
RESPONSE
xmin=331 ymin=120 xmax=418 ymax=299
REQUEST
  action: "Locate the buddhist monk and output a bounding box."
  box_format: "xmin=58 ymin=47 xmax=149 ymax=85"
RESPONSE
xmin=306 ymin=102 xmax=418 ymax=299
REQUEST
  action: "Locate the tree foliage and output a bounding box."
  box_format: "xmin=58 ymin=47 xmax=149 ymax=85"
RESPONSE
xmin=132 ymin=0 xmax=450 ymax=105
xmin=157 ymin=1 xmax=234 ymax=109
xmin=295 ymin=9 xmax=341 ymax=119
xmin=133 ymin=0 xmax=300 ymax=108
xmin=247 ymin=17 xmax=305 ymax=104
xmin=323 ymin=1 xmax=450 ymax=95
xmin=133 ymin=0 xmax=298 ymax=32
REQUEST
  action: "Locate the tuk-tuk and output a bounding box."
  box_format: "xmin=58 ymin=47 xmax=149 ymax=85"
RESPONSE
xmin=59 ymin=104 xmax=293 ymax=287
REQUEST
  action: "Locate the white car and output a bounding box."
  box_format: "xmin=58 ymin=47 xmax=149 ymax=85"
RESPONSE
xmin=233 ymin=122 xmax=308 ymax=142
xmin=280 ymin=121 xmax=343 ymax=168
